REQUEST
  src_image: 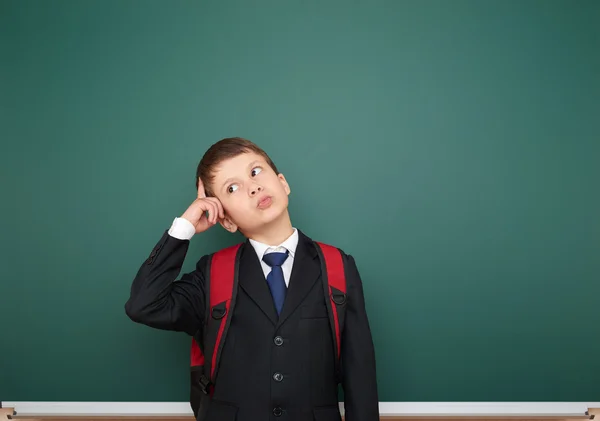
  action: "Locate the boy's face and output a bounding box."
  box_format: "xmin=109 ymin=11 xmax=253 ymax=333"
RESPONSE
xmin=210 ymin=152 xmax=291 ymax=234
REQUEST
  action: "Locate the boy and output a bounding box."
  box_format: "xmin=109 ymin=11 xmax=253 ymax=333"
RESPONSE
xmin=125 ymin=137 xmax=379 ymax=421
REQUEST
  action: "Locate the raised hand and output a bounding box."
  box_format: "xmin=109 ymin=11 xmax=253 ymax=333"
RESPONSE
xmin=180 ymin=178 xmax=225 ymax=234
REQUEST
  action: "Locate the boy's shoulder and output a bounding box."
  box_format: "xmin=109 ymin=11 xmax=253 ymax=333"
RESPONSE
xmin=299 ymin=230 xmax=355 ymax=261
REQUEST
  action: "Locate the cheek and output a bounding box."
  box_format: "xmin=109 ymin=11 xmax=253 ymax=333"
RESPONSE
xmin=222 ymin=197 xmax=249 ymax=220
xmin=221 ymin=199 xmax=236 ymax=216
xmin=215 ymin=195 xmax=234 ymax=215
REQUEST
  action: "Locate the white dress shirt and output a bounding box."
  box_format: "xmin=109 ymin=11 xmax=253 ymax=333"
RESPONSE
xmin=168 ymin=217 xmax=298 ymax=286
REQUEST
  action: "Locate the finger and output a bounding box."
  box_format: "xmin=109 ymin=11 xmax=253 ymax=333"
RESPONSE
xmin=207 ymin=202 xmax=218 ymax=224
xmin=207 ymin=197 xmax=225 ymax=219
xmin=200 ymin=200 xmax=211 ymax=222
xmin=217 ymin=200 xmax=225 ymax=219
xmin=197 ymin=199 xmax=211 ymax=222
xmin=197 ymin=177 xmax=206 ymax=199
xmin=212 ymin=203 xmax=221 ymax=224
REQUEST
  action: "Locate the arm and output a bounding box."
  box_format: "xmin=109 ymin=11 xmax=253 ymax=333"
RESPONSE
xmin=340 ymin=254 xmax=380 ymax=421
xmin=124 ymin=219 xmax=207 ymax=337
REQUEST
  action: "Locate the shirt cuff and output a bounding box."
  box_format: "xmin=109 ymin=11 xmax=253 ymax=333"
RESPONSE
xmin=168 ymin=217 xmax=196 ymax=240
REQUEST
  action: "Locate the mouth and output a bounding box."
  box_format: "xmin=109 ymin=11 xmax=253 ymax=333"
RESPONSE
xmin=257 ymin=195 xmax=273 ymax=209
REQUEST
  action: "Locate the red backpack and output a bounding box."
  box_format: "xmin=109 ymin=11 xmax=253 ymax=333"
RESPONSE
xmin=189 ymin=241 xmax=348 ymax=416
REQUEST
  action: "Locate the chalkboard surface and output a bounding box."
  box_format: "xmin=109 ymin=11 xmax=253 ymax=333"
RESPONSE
xmin=2 ymin=0 xmax=599 ymax=402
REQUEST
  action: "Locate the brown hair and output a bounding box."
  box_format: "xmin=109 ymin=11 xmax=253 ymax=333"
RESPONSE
xmin=196 ymin=137 xmax=279 ymax=196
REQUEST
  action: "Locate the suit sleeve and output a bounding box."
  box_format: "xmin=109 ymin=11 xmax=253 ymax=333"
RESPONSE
xmin=340 ymin=254 xmax=380 ymax=421
xmin=124 ymin=229 xmax=207 ymax=337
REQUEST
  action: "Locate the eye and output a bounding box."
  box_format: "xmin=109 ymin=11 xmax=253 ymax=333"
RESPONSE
xmin=251 ymin=167 xmax=262 ymax=177
xmin=227 ymin=184 xmax=239 ymax=193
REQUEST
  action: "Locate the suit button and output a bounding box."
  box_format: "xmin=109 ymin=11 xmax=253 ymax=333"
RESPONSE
xmin=274 ymin=336 xmax=284 ymax=346
xmin=273 ymin=407 xmax=283 ymax=417
xmin=273 ymin=372 xmax=283 ymax=382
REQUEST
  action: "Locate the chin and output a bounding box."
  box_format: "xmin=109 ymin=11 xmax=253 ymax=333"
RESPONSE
xmin=262 ymin=208 xmax=286 ymax=223
xmin=259 ymin=202 xmax=289 ymax=224
xmin=236 ymin=209 xmax=285 ymax=234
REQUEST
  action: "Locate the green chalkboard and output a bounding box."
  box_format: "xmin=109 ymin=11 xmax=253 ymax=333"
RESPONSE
xmin=2 ymin=0 xmax=599 ymax=402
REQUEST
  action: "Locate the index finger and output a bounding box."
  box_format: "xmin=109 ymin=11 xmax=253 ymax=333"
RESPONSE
xmin=197 ymin=177 xmax=206 ymax=199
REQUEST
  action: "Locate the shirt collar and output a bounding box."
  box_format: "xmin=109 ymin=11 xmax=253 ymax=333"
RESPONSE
xmin=249 ymin=228 xmax=299 ymax=260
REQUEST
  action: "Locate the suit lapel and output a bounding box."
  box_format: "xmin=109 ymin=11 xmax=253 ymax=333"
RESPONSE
xmin=276 ymin=231 xmax=320 ymax=327
xmin=238 ymin=241 xmax=278 ymax=325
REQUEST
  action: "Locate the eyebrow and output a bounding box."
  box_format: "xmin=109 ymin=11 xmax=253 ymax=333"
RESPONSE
xmin=220 ymin=160 xmax=264 ymax=191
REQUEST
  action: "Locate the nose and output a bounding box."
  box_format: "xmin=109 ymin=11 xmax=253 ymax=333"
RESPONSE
xmin=249 ymin=184 xmax=263 ymax=196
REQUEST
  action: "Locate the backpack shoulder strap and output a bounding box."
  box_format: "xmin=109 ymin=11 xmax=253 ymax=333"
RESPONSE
xmin=314 ymin=241 xmax=347 ymax=379
xmin=190 ymin=242 xmax=242 ymax=399
xmin=206 ymin=243 xmax=242 ymax=382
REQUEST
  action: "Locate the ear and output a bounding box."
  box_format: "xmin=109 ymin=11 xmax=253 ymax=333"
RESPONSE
xmin=219 ymin=216 xmax=238 ymax=233
xmin=278 ymin=173 xmax=291 ymax=195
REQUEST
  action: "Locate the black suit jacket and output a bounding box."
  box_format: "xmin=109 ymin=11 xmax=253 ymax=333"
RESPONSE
xmin=125 ymin=229 xmax=379 ymax=421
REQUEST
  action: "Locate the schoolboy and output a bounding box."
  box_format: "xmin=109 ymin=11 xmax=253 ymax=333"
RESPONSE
xmin=125 ymin=137 xmax=379 ymax=421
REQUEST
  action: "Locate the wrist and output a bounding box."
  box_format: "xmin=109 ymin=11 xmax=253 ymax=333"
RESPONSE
xmin=168 ymin=217 xmax=195 ymax=240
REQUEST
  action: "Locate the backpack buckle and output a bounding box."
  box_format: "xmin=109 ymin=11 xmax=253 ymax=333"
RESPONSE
xmin=211 ymin=304 xmax=227 ymax=320
xmin=330 ymin=291 xmax=346 ymax=305
xmin=198 ymin=374 xmax=213 ymax=395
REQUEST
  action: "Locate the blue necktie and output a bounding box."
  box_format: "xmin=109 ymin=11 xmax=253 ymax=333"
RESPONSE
xmin=262 ymin=251 xmax=289 ymax=316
